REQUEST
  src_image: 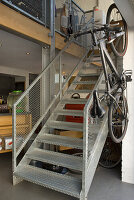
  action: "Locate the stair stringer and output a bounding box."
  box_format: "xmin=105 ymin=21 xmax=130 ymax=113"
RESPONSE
xmin=80 ymin=113 xmax=108 ymax=200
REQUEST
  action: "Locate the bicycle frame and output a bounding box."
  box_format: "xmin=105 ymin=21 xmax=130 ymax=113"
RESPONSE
xmin=99 ymin=39 xmax=120 ymax=95
xmin=98 ymin=38 xmax=125 ymax=117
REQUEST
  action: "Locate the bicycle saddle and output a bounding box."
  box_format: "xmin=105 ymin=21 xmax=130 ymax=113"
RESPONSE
xmin=90 ymin=90 xmax=105 ymax=118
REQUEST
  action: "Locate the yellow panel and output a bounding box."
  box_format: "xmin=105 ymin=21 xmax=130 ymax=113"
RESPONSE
xmin=59 ymin=131 xmax=83 ymax=151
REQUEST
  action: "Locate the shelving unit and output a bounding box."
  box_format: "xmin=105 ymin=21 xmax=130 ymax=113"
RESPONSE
xmin=0 ymin=113 xmax=32 ymax=153
xmin=0 ymin=149 xmax=12 ymax=154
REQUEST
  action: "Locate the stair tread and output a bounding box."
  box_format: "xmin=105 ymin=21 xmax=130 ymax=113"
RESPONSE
xmin=26 ymin=148 xmax=83 ymax=171
xmin=83 ymin=66 xmax=102 ymax=70
xmin=78 ymin=73 xmax=99 ymax=77
xmin=84 ymin=62 xmax=102 ymax=68
xmin=61 ymin=98 xmax=87 ymax=104
xmin=37 ymin=133 xmax=83 ymax=149
xmin=14 ymin=165 xmax=81 ymax=198
xmin=47 ymin=120 xmax=83 ymax=132
xmin=54 ymin=109 xmax=83 ymax=116
xmin=67 ymin=89 xmax=105 ymax=94
xmin=73 ymin=81 xmax=96 ymax=85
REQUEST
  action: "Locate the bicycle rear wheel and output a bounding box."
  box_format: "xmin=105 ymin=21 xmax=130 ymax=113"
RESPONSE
xmin=99 ymin=136 xmax=121 ymax=168
xmin=106 ymin=3 xmax=128 ymax=57
xmin=108 ymin=92 xmax=128 ymax=143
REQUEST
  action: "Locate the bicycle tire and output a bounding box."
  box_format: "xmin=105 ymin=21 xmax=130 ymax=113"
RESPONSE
xmin=108 ymin=93 xmax=128 ymax=143
xmin=106 ymin=3 xmax=128 ymax=57
xmin=99 ymin=136 xmax=121 ymax=169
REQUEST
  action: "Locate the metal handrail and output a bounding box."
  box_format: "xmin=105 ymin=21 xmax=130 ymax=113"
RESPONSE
xmin=71 ymin=0 xmax=85 ymax=13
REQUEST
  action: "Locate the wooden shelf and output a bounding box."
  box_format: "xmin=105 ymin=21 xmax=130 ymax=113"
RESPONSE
xmin=0 ymin=149 xmax=12 ymax=154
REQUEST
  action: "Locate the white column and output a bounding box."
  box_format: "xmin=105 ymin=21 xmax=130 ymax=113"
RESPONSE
xmin=122 ymin=27 xmax=134 ymax=184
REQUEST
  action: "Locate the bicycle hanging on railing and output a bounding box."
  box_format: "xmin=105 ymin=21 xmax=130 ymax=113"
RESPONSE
xmin=66 ymin=4 xmax=132 ymax=145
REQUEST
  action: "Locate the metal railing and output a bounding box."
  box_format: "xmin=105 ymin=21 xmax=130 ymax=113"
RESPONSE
xmin=82 ymin=72 xmax=108 ymax=198
xmin=1 ymin=0 xmax=95 ymax=48
xmin=1 ymin=0 xmax=49 ymax=27
xmin=55 ymin=0 xmax=94 ymax=47
xmin=12 ymin=37 xmax=91 ymax=171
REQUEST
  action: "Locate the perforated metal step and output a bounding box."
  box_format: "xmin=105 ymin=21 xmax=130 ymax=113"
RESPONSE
xmin=67 ymin=89 xmax=105 ymax=94
xmin=78 ymin=73 xmax=99 ymax=77
xmin=54 ymin=109 xmax=83 ymax=116
xmin=26 ymin=148 xmax=83 ymax=171
xmin=14 ymin=165 xmax=81 ymax=198
xmin=37 ymin=134 xmax=83 ymax=149
xmin=72 ymin=80 xmax=96 ymax=85
xmin=83 ymin=64 xmax=102 ymax=69
xmin=61 ymin=98 xmax=87 ymax=104
xmin=46 ymin=120 xmax=83 ymax=132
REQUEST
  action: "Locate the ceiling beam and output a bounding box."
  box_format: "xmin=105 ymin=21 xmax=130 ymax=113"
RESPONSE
xmin=0 ymin=3 xmax=84 ymax=57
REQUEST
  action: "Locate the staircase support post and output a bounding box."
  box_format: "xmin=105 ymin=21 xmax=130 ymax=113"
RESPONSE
xmin=13 ymin=175 xmax=23 ymax=186
xmin=50 ymin=0 xmax=56 ymax=102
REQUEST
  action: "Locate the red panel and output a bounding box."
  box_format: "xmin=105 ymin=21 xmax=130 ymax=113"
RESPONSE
xmin=65 ymin=116 xmax=83 ymax=123
xmin=65 ymin=104 xmax=85 ymax=123
xmin=65 ymin=104 xmax=85 ymax=110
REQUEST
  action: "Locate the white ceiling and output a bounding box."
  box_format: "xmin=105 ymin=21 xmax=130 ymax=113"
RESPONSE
xmin=0 ymin=29 xmax=80 ymax=77
xmin=0 ymin=30 xmax=42 ymax=74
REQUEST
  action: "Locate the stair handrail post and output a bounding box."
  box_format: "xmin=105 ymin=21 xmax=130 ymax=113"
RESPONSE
xmin=59 ymin=55 xmax=62 ymax=100
xmin=12 ymin=103 xmax=17 ymax=172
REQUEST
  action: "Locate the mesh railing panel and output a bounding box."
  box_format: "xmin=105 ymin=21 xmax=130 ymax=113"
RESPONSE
xmin=15 ymin=78 xmax=41 ymax=151
xmin=2 ymin=0 xmax=49 ymax=26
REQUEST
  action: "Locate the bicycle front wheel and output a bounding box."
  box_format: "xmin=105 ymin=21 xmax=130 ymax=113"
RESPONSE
xmin=106 ymin=3 xmax=128 ymax=57
xmin=108 ymin=92 xmax=128 ymax=143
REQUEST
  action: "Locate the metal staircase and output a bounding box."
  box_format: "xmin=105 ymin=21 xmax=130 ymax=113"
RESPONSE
xmin=12 ymin=42 xmax=108 ymax=200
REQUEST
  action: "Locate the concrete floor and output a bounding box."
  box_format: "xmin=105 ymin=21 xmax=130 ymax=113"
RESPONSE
xmin=0 ymin=153 xmax=134 ymax=200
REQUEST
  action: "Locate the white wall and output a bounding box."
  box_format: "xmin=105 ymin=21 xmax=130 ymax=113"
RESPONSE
xmin=122 ymin=28 xmax=134 ymax=184
xmin=99 ymin=0 xmax=114 ymax=14
xmin=55 ymin=0 xmax=96 ymax=10
xmin=75 ymin=0 xmax=96 ymax=11
xmin=114 ymin=0 xmax=134 ymax=27
xmin=74 ymin=0 xmax=114 ymax=13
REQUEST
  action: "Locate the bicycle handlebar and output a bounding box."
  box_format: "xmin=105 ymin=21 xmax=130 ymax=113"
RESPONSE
xmin=73 ymin=26 xmax=122 ymax=38
xmin=64 ymin=25 xmax=122 ymax=42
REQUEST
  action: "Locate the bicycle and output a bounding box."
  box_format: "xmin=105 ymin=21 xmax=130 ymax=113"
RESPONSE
xmin=99 ymin=135 xmax=121 ymax=168
xmin=66 ymin=12 xmax=132 ymax=144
